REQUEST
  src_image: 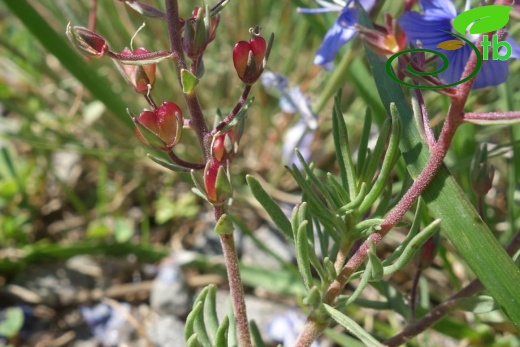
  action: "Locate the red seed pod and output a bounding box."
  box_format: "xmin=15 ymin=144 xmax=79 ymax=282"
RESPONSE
xmin=134 ymin=101 xmax=183 ymax=150
xmin=211 ymin=130 xmax=237 ymax=162
xmin=66 ymin=24 xmax=109 ymax=58
xmin=119 ymin=47 xmax=157 ymax=94
xmin=203 ymin=159 xmax=232 ymax=205
xmin=233 ymin=34 xmax=267 ymax=85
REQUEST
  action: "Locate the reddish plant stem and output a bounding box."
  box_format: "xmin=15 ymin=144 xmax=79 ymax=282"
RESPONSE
xmin=167 ymin=151 xmax=204 ymax=170
xmin=322 ymin=100 xmax=464 ymax=305
xmin=214 ymin=206 xmax=253 ymax=347
xmin=212 ymin=85 xmax=252 ymax=135
xmin=464 ymin=111 xmax=520 ymax=121
xmin=165 ymin=0 xmax=210 ymax=159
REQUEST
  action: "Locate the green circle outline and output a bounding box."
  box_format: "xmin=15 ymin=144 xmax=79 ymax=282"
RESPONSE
xmin=385 ymin=31 xmax=483 ymax=89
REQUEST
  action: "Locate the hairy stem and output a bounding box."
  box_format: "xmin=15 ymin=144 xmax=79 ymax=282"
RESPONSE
xmin=165 ymin=0 xmax=210 ymax=159
xmin=215 ymin=206 xmax=252 ymax=347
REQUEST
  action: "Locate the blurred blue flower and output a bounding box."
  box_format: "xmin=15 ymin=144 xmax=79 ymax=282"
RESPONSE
xmin=80 ymin=302 xmax=130 ymax=346
xmin=261 ymin=71 xmax=317 ymax=167
xmin=298 ymin=0 xmax=376 ymax=69
xmin=266 ymin=311 xmax=319 ymax=347
xmin=399 ymin=0 xmax=520 ymax=89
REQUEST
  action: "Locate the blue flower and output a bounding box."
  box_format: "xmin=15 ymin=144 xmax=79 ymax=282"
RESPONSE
xmin=399 ymin=0 xmax=520 ymax=89
xmin=261 ymin=71 xmax=317 ymax=167
xmin=299 ymin=0 xmax=376 ymax=69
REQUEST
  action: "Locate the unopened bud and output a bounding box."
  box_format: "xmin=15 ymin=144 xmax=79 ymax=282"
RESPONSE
xmin=204 ymin=160 xmax=232 ymax=205
xmin=211 ymin=130 xmax=237 ymax=162
xmin=183 ymin=6 xmax=220 ymax=60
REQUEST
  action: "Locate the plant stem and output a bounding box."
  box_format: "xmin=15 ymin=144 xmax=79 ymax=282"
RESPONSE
xmin=167 ymin=151 xmax=205 ymax=170
xmin=212 ymin=85 xmax=252 ymax=135
xmin=214 ymin=206 xmax=252 ymax=347
xmin=165 ymin=0 xmax=210 ymax=159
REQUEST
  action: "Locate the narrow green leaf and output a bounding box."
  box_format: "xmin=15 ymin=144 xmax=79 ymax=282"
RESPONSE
xmin=250 ymin=321 xmax=267 ymax=347
xmin=204 ymin=285 xmax=219 ymax=342
xmin=325 ymin=328 xmax=367 ymax=347
xmin=367 ymin=242 xmax=383 ymax=281
xmin=357 ymin=108 xmax=373 ymax=177
xmin=296 ymin=220 xmax=313 ymax=290
xmin=147 ymin=153 xmax=191 ymax=172
xmin=332 ymin=90 xmax=357 ymax=197
xmin=214 ymin=315 xmax=229 ymax=347
xmin=338 ymin=182 xmax=367 ymax=214
xmin=186 ymin=334 xmax=199 ymax=347
xmin=339 ymin=262 xmax=373 ymax=310
xmin=185 ymin=301 xmax=203 ymax=342
xmin=246 ymin=175 xmax=293 ymax=240
xmin=296 ymin=150 xmax=341 ymax=209
xmin=323 ymin=304 xmax=384 ymax=347
xmin=382 ymin=200 xmax=424 ymax=266
xmin=359 ymin=104 xmax=401 ymax=214
xmin=362 ymin=119 xmax=390 ymax=184
xmin=383 ymin=219 xmax=441 ymax=276
xmin=327 ymin=172 xmax=350 ymax=203
xmin=221 ymin=97 xmax=255 ymax=132
xmin=359 ymin=3 xmax=520 ymax=327
xmin=191 ymin=170 xmax=207 ymax=197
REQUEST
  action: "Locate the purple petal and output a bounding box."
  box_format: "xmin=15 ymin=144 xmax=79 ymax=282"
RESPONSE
xmin=359 ymin=0 xmax=376 ymax=11
xmin=439 ymin=45 xmax=509 ymax=89
xmin=314 ymin=8 xmax=358 ymax=66
xmin=419 ymin=0 xmax=458 ymax=19
xmin=506 ymin=36 xmax=520 ymax=59
xmin=399 ymin=12 xmax=453 ymax=50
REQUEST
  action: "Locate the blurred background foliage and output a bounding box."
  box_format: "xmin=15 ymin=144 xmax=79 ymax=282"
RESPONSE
xmin=1 ymin=0 xmax=520 ymax=345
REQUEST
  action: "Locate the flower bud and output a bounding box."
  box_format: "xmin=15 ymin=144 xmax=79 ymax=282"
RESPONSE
xmin=358 ymin=14 xmax=406 ymax=56
xmin=66 ymin=23 xmax=108 ymax=58
xmin=204 ymin=159 xmax=232 ymax=205
xmin=134 ymin=101 xmax=183 ymax=150
xmin=183 ymin=6 xmax=220 ymax=60
xmin=415 ymin=236 xmax=438 ymax=270
xmin=119 ymin=47 xmax=157 ymax=94
xmin=233 ymin=33 xmax=267 ymax=85
xmin=211 ymin=130 xmax=237 ymax=162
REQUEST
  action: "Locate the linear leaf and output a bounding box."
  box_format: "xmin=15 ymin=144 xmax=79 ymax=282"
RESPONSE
xmin=323 ymin=304 xmax=384 ymax=347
